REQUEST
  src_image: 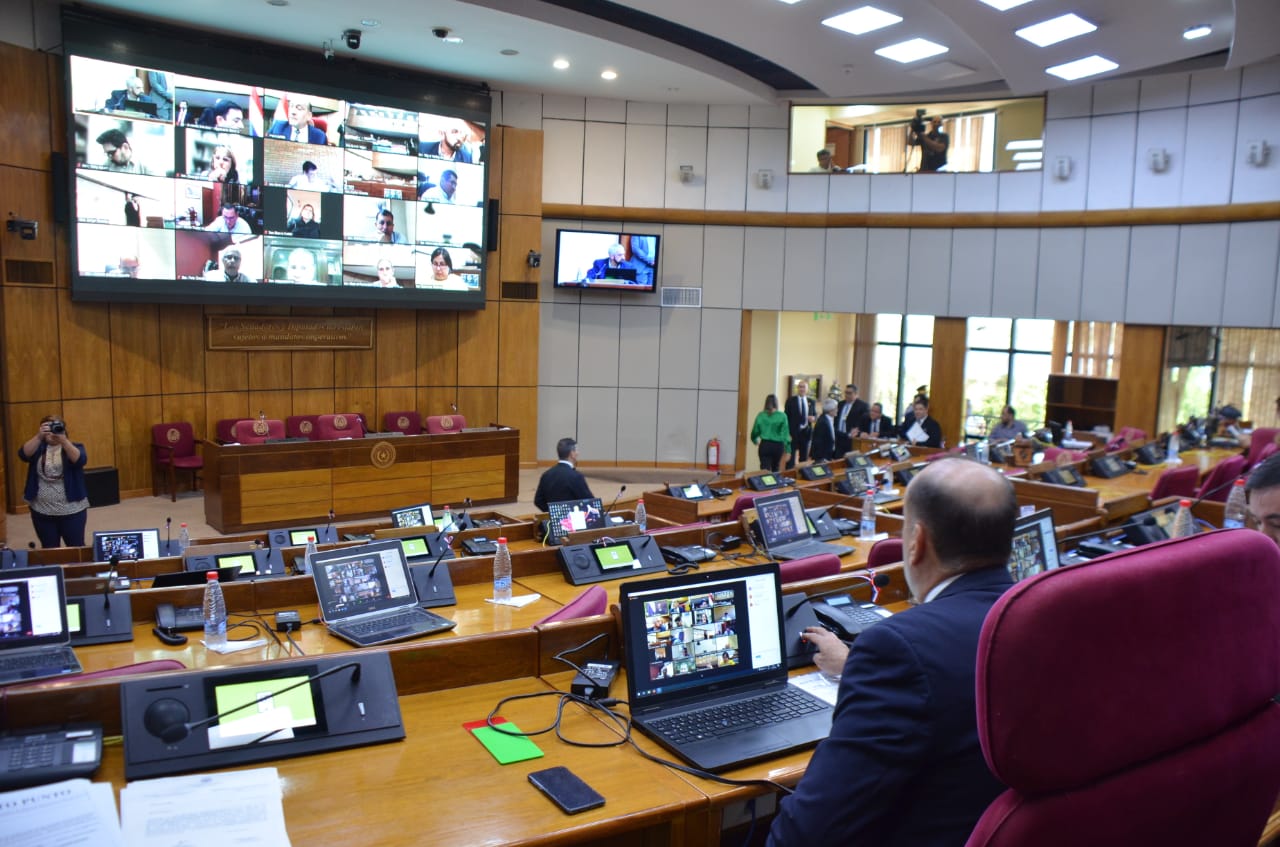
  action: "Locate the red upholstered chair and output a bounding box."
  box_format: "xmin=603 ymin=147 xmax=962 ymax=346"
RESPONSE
xmin=964 ymin=530 xmax=1280 ymax=847
xmin=231 ymin=418 xmax=285 ymax=445
xmin=425 ymin=413 xmax=466 ymax=434
xmin=728 ymin=493 xmax=759 ymax=522
xmin=1148 ymin=464 xmax=1199 ymax=502
xmin=1253 ymin=440 xmax=1280 ymax=470
xmin=315 ymin=413 xmax=365 ymax=440
xmin=214 ymin=418 xmax=239 ymax=444
xmin=779 ymin=553 xmax=841 ymax=584
xmin=384 ymin=411 xmax=422 ymax=436
xmin=1245 ymin=427 xmax=1280 ymax=470
xmin=151 ymin=422 xmax=203 ymax=502
xmin=1196 ymin=454 xmax=1247 ymax=502
xmin=867 ymin=537 xmax=903 ymax=568
xmin=1043 ymin=446 xmax=1087 ymax=464
xmin=535 ymin=585 xmax=608 ymax=625
xmin=286 ymin=414 xmax=320 ymax=440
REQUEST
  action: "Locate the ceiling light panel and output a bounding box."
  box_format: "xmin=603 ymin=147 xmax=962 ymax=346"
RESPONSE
xmin=822 ymin=6 xmax=903 ymax=36
xmin=875 ymin=38 xmax=948 ymax=63
xmin=1183 ymin=25 xmax=1212 ymax=40
xmin=1016 ymin=13 xmax=1097 ymax=47
xmin=977 ymin=0 xmax=1034 ymax=9
xmin=1045 ymin=54 xmax=1118 ymax=81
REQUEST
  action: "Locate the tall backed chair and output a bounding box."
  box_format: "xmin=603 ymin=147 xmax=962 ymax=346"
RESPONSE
xmin=384 ymin=411 xmax=422 ymax=436
xmin=286 ymin=414 xmax=320 ymax=440
xmin=866 ymin=537 xmax=904 ymax=568
xmin=425 ymin=413 xmax=466 ymax=434
xmin=728 ymin=493 xmax=759 ymax=522
xmin=1245 ymin=427 xmax=1280 ymax=470
xmin=1043 ymin=446 xmax=1087 ymax=464
xmin=534 ymin=585 xmax=608 ymax=625
xmin=1148 ymin=464 xmax=1199 ymax=502
xmin=231 ymin=418 xmax=285 ymax=445
xmin=214 ymin=418 xmax=239 ymax=444
xmin=965 ymin=531 xmax=1280 ymax=847
xmin=315 ymin=413 xmax=365 ymax=441
xmin=151 ymin=422 xmax=203 ymax=502
xmin=1196 ymin=454 xmax=1247 ymax=502
xmin=779 ymin=553 xmax=840 ymax=584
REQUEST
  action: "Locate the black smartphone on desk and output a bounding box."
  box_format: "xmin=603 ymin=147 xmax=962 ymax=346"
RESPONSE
xmin=528 ymin=766 xmax=604 ymax=814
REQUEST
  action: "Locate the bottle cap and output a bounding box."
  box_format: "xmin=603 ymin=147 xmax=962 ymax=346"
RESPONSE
xmin=1179 ymin=499 xmax=1192 ymax=507
xmin=180 ymin=522 xmax=188 ymax=527
xmin=637 ymin=497 xmax=644 ymax=503
xmin=1235 ymin=478 xmax=1246 ymax=486
xmin=497 ymin=536 xmax=507 ymax=544
xmin=206 ymin=571 xmax=218 ymax=581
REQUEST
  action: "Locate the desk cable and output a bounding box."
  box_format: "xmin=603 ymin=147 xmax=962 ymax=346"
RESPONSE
xmin=228 ymin=612 xmax=291 ymax=655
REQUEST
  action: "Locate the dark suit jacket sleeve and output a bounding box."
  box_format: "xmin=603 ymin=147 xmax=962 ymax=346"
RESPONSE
xmin=924 ymin=418 xmax=943 ymax=449
xmin=767 ymin=623 xmax=932 ymax=845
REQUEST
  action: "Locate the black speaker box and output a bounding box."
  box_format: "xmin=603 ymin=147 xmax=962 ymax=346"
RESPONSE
xmin=85 ymin=466 xmax=120 ymax=507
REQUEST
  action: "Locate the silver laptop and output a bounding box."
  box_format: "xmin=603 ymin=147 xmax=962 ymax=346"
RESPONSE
xmin=754 ymin=490 xmax=854 ymax=561
xmin=619 ymin=562 xmax=834 ymax=772
xmin=0 ymin=567 xmax=82 ymax=686
xmin=310 ymin=540 xmax=456 ymax=647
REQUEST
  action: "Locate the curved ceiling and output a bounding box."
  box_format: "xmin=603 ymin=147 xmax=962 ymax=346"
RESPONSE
xmin=76 ymin=0 xmax=1277 ymax=104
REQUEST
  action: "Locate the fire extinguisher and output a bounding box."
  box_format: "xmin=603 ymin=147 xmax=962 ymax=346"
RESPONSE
xmin=707 ymin=437 xmax=721 ymax=472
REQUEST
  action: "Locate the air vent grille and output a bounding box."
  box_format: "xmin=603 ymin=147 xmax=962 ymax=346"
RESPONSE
xmin=660 ymin=286 xmax=702 ymax=308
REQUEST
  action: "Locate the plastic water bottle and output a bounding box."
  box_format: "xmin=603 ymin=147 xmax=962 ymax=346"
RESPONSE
xmin=860 ymin=490 xmax=877 ymax=540
xmin=440 ymin=505 xmax=455 ymax=533
xmin=178 ymin=522 xmax=191 ymax=553
xmin=302 ymin=538 xmax=318 ymax=575
xmin=1166 ymin=432 xmax=1181 ymax=464
xmin=493 ymin=537 xmax=512 ymax=602
xmin=976 ymin=439 xmax=990 ymax=465
xmin=634 ymin=498 xmax=647 ymax=532
xmin=203 ymin=571 xmax=227 ymax=649
xmin=1064 ymin=420 xmax=1074 ymax=441
xmin=1224 ymin=479 xmax=1248 ymax=529
xmin=1170 ymin=499 xmax=1196 ymax=539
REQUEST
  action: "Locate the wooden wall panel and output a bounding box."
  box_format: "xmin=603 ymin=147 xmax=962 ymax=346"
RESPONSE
xmin=417 ymin=387 xmax=458 ymax=420
xmin=457 ymin=307 xmax=499 ymax=385
xmin=45 ymin=54 xmax=65 ymax=157
xmin=62 ymin=398 xmax=117 ymax=473
xmin=333 ymin=309 xmax=375 ymax=387
xmin=456 ymin=387 xmax=498 ymax=430
xmin=108 ymin=303 xmax=161 ymax=397
xmin=0 ymin=167 xmax=55 ymax=264
xmin=376 ymin=310 xmax=417 ymax=386
xmin=498 ymin=301 xmax=539 ymax=387
xmin=332 ymin=388 xmax=376 ymax=419
xmin=4 ymin=286 xmax=61 ymax=402
xmin=248 ymin=389 xmax=293 ymax=422
xmin=291 ymin=388 xmax=335 ymax=416
xmin=931 ymin=317 xmax=967 ymax=447
xmin=498 ymin=386 xmax=538 ymax=463
xmin=1115 ymin=323 xmax=1165 ymax=436
xmin=205 ymin=391 xmax=249 ymax=440
xmin=158 ymin=304 xmax=205 ymax=396
xmin=292 ymin=349 xmax=334 ymax=389
xmin=204 ymin=348 xmax=249 ymax=392
xmin=5 ymin=404 xmax=48 ymax=509
xmin=111 ymin=395 xmax=163 ymax=494
xmin=57 ymin=290 xmax=112 ymax=400
xmin=417 ymin=311 xmax=459 ymax=385
xmin=499 ymin=127 xmax=542 ymax=217
xmin=0 ymin=42 xmax=52 ymax=170
xmin=376 ymin=387 xmax=418 ymax=423
xmin=248 ymin=351 xmax=292 ymax=391
xmin=498 ymin=214 xmax=542 ymax=283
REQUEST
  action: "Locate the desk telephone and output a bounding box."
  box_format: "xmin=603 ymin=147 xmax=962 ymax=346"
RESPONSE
xmin=809 ymin=594 xmax=891 ymax=641
xmin=1042 ymin=466 xmax=1086 ymax=487
xmin=660 ymin=544 xmax=717 ymax=566
xmin=1091 ymin=455 xmax=1132 ymax=479
xmin=155 ymin=602 xmax=203 ymax=632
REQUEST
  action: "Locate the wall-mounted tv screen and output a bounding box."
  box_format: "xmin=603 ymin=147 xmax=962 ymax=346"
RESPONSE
xmin=62 ymin=9 xmax=491 ymax=310
xmin=553 ymin=229 xmax=659 ymax=292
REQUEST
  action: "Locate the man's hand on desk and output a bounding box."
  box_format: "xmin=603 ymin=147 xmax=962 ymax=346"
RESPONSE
xmin=802 ymin=626 xmax=849 ymax=679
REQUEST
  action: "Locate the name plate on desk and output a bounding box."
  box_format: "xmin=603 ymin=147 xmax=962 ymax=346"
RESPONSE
xmin=121 ymin=653 xmax=404 ymax=780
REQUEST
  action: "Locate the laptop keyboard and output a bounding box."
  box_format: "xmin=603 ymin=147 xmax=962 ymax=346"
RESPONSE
xmin=344 ymin=610 xmax=427 ymax=636
xmin=774 ymin=539 xmax=849 ymax=560
xmin=0 ymin=646 xmax=78 ymax=673
xmin=650 ymin=688 xmax=826 ymax=744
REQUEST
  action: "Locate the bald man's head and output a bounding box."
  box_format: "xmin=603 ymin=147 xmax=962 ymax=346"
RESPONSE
xmin=904 ymin=458 xmax=1017 ymax=573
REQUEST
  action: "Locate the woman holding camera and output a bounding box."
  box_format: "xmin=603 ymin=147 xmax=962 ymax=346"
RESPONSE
xmin=18 ymin=416 xmax=89 ymax=547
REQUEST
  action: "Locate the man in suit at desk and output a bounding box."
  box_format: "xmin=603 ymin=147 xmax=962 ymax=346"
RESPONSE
xmin=770 ymin=458 xmax=1015 ymax=846
xmin=534 ymin=437 xmax=594 ymax=512
xmin=785 ymin=382 xmax=815 ymax=469
xmin=901 ymin=396 xmax=943 ymax=449
xmin=268 ymin=99 xmax=327 ymax=144
xmin=835 ymin=383 xmax=869 ymax=454
xmin=858 ymin=402 xmax=888 ymax=439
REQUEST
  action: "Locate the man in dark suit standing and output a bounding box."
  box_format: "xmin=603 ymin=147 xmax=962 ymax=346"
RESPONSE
xmin=835 ymin=383 xmax=869 ymax=455
xmin=901 ymin=396 xmax=943 ymax=449
xmin=810 ymin=399 xmax=839 ymax=463
xmin=858 ymin=402 xmax=889 ymax=439
xmin=784 ymin=382 xmax=815 ymax=469
xmin=533 ymin=437 xmax=594 ymax=512
xmin=769 ymin=458 xmax=1016 ymax=846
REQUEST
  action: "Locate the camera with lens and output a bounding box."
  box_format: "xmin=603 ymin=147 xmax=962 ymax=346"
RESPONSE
xmin=49 ymin=420 xmax=66 ymax=435
xmin=910 ymin=108 xmax=927 ymax=138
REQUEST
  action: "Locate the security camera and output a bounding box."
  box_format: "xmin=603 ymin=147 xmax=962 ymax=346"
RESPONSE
xmin=343 ymin=29 xmax=362 ymax=50
xmin=432 ymin=27 xmax=451 ymax=40
xmin=322 ymin=41 xmax=335 ymax=61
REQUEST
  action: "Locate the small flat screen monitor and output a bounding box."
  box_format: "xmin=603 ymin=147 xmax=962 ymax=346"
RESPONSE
xmin=545 ymin=498 xmax=606 ymax=543
xmin=1008 ymin=508 xmax=1060 ymax=582
xmin=289 ymin=529 xmax=320 ymax=545
xmin=390 ymin=503 xmax=433 ymax=529
xmin=399 ymin=535 xmax=431 ymax=561
xmin=846 ymin=467 xmax=874 ymax=491
xmin=203 ymin=666 xmax=327 ymax=749
xmin=215 ymin=552 xmax=258 ymax=575
xmin=593 ymin=542 xmax=641 ymax=573
xmin=553 ymin=229 xmax=659 ymax=292
xmin=93 ymin=529 xmax=161 ymax=562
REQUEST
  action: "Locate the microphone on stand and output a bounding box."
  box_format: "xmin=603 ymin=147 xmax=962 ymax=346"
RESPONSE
xmin=165 ymin=516 xmax=172 ymax=556
xmin=604 ymin=485 xmax=627 ymax=521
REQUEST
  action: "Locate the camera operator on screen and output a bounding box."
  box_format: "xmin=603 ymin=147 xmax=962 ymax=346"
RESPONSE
xmin=908 ymin=109 xmax=949 ymax=173
xmin=18 ymin=416 xmax=90 ymax=548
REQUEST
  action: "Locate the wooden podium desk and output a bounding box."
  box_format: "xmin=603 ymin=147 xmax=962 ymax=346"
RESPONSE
xmin=203 ymin=428 xmax=520 ymax=533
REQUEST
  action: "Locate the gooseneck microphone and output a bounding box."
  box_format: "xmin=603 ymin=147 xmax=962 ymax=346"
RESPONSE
xmin=427 ymin=535 xmax=454 ymax=581
xmin=104 ymin=555 xmax=119 ymax=627
xmin=165 ymin=516 xmax=172 ymax=556
xmin=604 ymin=485 xmax=627 ymax=520
xmin=145 ymin=661 xmax=363 ymax=745
xmin=325 ymin=508 xmax=335 ymax=541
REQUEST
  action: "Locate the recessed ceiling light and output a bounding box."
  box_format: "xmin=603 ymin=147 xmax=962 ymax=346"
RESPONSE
xmin=1015 ymin=13 xmax=1097 ymax=47
xmin=1012 ymin=151 xmax=1043 ymax=161
xmin=500 ymin=48 xmax=519 ymax=56
xmin=822 ymin=6 xmax=903 ymax=36
xmin=1005 ymin=139 xmax=1043 ymax=150
xmin=1015 ymin=162 xmax=1042 ymax=170
xmin=601 ymin=69 xmax=617 ymax=80
xmin=553 ymin=58 xmax=570 ymax=69
xmin=875 ymin=38 xmax=948 ymax=63
xmin=360 ymin=18 xmax=380 ymax=28
xmin=977 ymin=0 xmax=1034 ymax=9
xmin=776 ymin=0 xmax=804 ymax=4
xmin=265 ymin=0 xmax=288 ymax=6
xmin=1046 ymin=54 xmax=1118 ymax=81
xmin=1183 ymin=24 xmax=1212 ymax=40
xmin=443 ymin=36 xmax=464 ymax=44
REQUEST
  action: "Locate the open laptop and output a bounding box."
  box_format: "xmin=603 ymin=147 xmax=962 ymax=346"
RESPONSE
xmin=545 ymin=498 xmax=606 ymax=543
xmin=0 ymin=567 xmax=82 ymax=686
xmin=310 ymin=540 xmax=455 ymax=647
xmin=619 ymin=562 xmax=834 ymax=772
xmin=753 ymin=490 xmax=854 ymax=561
xmin=93 ymin=528 xmax=161 ymax=562
xmin=1007 ymin=508 xmax=1060 ymax=582
xmin=390 ymin=502 xmax=433 ymax=529
xmin=843 ymin=468 xmax=900 ymax=504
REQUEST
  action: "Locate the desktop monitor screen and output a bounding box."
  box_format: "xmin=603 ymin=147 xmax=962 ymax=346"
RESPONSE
xmin=203 ymin=666 xmax=328 ymax=749
xmin=399 ymin=536 xmax=431 ymax=560
xmin=93 ymin=529 xmax=161 ymax=562
xmin=1007 ymin=509 xmax=1060 ymax=582
xmin=553 ymin=229 xmax=659 ymax=292
xmin=545 ymin=498 xmax=606 ymax=542
xmin=390 ymin=503 xmax=433 ymax=529
xmin=289 ymin=529 xmax=320 ymax=545
xmin=215 ymin=552 xmax=258 ymax=575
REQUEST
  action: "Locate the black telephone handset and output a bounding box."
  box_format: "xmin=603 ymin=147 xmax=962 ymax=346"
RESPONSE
xmin=1044 ymin=466 xmax=1086 ymax=487
xmin=660 ymin=545 xmax=716 ymax=566
xmin=155 ymin=602 xmax=203 ymax=631
xmin=1092 ymin=455 xmax=1130 ymax=479
xmin=809 ymin=594 xmax=885 ymax=641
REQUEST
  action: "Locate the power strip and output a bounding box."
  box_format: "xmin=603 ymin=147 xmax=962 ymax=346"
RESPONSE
xmin=570 ymin=660 xmax=619 ymax=700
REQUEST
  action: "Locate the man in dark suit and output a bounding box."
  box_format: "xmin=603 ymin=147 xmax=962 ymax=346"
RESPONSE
xmin=769 ymin=458 xmax=1016 ymax=846
xmin=784 ymin=382 xmax=815 ymax=469
xmin=810 ymin=399 xmax=839 ymax=463
xmin=858 ymin=402 xmax=889 ymax=439
xmin=835 ymin=383 xmax=869 ymax=455
xmin=533 ymin=437 xmax=594 ymax=512
xmin=901 ymin=396 xmax=943 ymax=449
xmin=267 ymin=99 xmax=327 ymax=144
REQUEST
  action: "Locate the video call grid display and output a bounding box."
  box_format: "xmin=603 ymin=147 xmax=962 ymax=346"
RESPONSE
xmin=63 ymin=11 xmax=492 ymax=310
